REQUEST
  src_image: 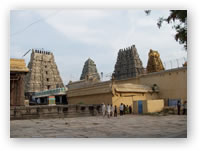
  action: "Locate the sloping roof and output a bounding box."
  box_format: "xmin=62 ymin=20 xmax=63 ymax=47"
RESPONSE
xmin=67 ymin=80 xmax=155 ymax=97
xmin=10 ymin=58 xmax=29 ymax=72
xmin=67 ymin=81 xmax=112 ymax=97
xmin=114 ymin=83 xmax=153 ymax=93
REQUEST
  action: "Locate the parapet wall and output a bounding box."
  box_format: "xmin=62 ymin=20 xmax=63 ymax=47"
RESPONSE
xmin=10 ymin=104 xmax=102 ymax=120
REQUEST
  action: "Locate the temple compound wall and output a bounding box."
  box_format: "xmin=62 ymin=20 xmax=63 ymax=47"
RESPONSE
xmin=67 ymin=80 xmax=161 ymax=113
xmin=115 ymin=67 xmax=187 ymax=103
xmin=67 ymin=81 xmax=113 ymax=105
xmin=67 ymin=67 xmax=186 ymax=113
xmin=10 ymin=104 xmax=101 ymax=120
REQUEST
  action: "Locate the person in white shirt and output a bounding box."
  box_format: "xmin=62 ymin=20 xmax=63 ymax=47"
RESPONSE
xmin=107 ymin=104 xmax=111 ymax=118
xmin=120 ymin=103 xmax=124 ymax=116
xmin=102 ymin=103 xmax=106 ymax=117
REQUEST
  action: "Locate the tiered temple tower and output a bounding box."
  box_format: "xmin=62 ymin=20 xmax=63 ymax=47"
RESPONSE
xmin=80 ymin=58 xmax=100 ymax=81
xmin=25 ymin=49 xmax=64 ymax=96
xmin=146 ymin=49 xmax=165 ymax=73
xmin=113 ymin=45 xmax=144 ymax=80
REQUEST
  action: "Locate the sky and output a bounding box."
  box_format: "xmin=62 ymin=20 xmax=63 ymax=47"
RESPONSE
xmin=10 ymin=9 xmax=187 ymax=84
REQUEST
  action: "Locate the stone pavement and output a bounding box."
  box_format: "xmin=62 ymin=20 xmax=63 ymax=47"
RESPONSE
xmin=10 ymin=115 xmax=187 ymax=138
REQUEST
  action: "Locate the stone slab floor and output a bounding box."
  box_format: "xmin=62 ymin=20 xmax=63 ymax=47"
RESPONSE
xmin=10 ymin=115 xmax=187 ymax=138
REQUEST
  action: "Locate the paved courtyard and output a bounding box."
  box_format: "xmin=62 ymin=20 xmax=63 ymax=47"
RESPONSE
xmin=10 ymin=115 xmax=187 ymax=138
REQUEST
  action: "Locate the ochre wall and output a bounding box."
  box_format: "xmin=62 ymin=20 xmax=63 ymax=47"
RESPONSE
xmin=115 ymin=67 xmax=187 ymax=102
xmin=133 ymin=99 xmax=164 ymax=114
xmin=112 ymin=92 xmax=159 ymax=112
xmin=112 ymin=96 xmax=134 ymax=111
xmin=67 ymin=67 xmax=186 ymax=114
xmin=145 ymin=99 xmax=164 ymax=113
xmin=68 ymin=93 xmax=112 ymax=105
xmin=140 ymin=68 xmax=187 ymax=102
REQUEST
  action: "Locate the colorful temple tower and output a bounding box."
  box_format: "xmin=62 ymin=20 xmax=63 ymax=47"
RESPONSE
xmin=146 ymin=49 xmax=165 ymax=73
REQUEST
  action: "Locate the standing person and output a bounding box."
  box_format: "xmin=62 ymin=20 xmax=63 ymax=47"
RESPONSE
xmin=120 ymin=103 xmax=124 ymax=116
xmin=126 ymin=105 xmax=129 ymax=114
xmin=110 ymin=104 xmax=112 ymax=117
xmin=107 ymin=104 xmax=111 ymax=118
xmin=123 ymin=104 xmax=126 ymax=115
xmin=177 ymin=100 xmax=181 ymax=115
xmin=111 ymin=104 xmax=114 ymax=117
xmin=183 ymin=101 xmax=187 ymax=115
xmin=102 ymin=103 xmax=106 ymax=117
xmin=129 ymin=105 xmax=132 ymax=114
xmin=114 ymin=105 xmax=117 ymax=117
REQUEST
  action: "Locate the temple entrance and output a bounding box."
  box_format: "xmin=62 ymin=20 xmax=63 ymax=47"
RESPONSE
xmin=138 ymin=101 xmax=143 ymax=114
xmin=55 ymin=95 xmax=68 ymax=105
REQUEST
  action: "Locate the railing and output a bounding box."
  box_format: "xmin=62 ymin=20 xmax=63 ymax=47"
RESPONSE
xmin=33 ymin=87 xmax=66 ymax=97
xmin=162 ymin=57 xmax=187 ymax=70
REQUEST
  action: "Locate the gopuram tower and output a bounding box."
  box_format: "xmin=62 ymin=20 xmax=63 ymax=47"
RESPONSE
xmin=80 ymin=58 xmax=100 ymax=82
xmin=113 ymin=45 xmax=144 ymax=80
xmin=146 ymin=49 xmax=165 ymax=73
xmin=25 ymin=49 xmax=64 ymax=96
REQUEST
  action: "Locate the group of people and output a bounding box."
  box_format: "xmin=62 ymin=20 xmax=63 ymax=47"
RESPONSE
xmin=102 ymin=103 xmax=117 ymax=118
xmin=119 ymin=103 xmax=132 ymax=116
xmin=102 ymin=103 xmax=133 ymax=118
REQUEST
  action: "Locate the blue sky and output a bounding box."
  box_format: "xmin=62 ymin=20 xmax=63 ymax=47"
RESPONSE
xmin=10 ymin=9 xmax=187 ymax=84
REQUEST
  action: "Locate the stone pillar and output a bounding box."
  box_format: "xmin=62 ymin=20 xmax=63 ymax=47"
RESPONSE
xmin=19 ymin=74 xmax=25 ymax=106
xmin=10 ymin=80 xmax=15 ymax=106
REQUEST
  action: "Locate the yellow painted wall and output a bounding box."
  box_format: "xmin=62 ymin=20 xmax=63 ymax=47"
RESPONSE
xmin=133 ymin=101 xmax=138 ymax=114
xmin=112 ymin=92 xmax=159 ymax=112
xmin=133 ymin=99 xmax=164 ymax=114
xmin=115 ymin=67 xmax=187 ymax=102
xmin=67 ymin=68 xmax=186 ymax=113
xmin=112 ymin=96 xmax=133 ymax=112
xmin=68 ymin=93 xmax=112 ymax=105
xmin=140 ymin=69 xmax=187 ymax=102
xmin=145 ymin=99 xmax=164 ymax=113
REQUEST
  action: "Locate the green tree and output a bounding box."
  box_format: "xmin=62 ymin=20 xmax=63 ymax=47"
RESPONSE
xmin=145 ymin=10 xmax=187 ymax=50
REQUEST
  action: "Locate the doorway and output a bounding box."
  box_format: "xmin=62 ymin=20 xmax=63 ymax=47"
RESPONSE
xmin=138 ymin=101 xmax=143 ymax=114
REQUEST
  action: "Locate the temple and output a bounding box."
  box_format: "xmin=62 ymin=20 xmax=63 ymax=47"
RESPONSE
xmin=10 ymin=58 xmax=29 ymax=106
xmin=25 ymin=49 xmax=64 ymax=99
xmin=80 ymin=58 xmax=100 ymax=82
xmin=146 ymin=49 xmax=165 ymax=73
xmin=113 ymin=45 xmax=144 ymax=80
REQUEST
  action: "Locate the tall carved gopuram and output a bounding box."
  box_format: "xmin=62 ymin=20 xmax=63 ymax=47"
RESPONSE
xmin=146 ymin=49 xmax=165 ymax=73
xmin=80 ymin=58 xmax=100 ymax=81
xmin=113 ymin=45 xmax=144 ymax=80
xmin=25 ymin=49 xmax=64 ymax=96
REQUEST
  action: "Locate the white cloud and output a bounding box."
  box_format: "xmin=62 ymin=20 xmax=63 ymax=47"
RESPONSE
xmin=11 ymin=10 xmax=187 ymax=83
xmin=37 ymin=10 xmax=111 ymax=45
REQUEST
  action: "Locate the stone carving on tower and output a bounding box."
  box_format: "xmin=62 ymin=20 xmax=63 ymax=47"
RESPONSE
xmin=80 ymin=58 xmax=100 ymax=82
xmin=25 ymin=49 xmax=64 ymax=95
xmin=113 ymin=45 xmax=144 ymax=80
xmin=146 ymin=49 xmax=165 ymax=73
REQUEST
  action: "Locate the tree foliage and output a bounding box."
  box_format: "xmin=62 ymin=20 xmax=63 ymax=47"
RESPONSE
xmin=146 ymin=10 xmax=187 ymax=50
